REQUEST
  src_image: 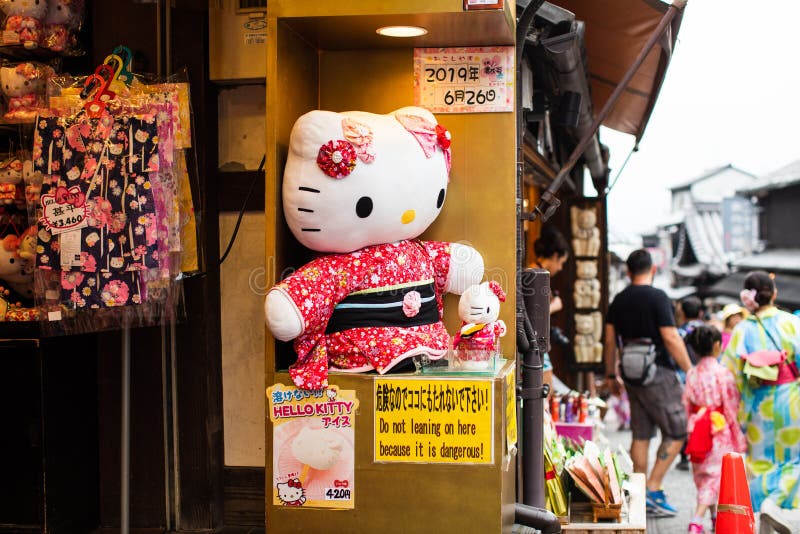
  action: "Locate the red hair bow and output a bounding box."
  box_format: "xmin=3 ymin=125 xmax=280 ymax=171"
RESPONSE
xmin=287 ymin=478 xmax=302 ymax=488
xmin=488 ymin=281 xmax=506 ymax=302
xmin=54 ymin=186 xmax=85 ymax=207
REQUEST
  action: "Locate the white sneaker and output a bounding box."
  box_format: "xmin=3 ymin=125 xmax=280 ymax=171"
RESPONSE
xmin=760 ymin=498 xmax=792 ymax=534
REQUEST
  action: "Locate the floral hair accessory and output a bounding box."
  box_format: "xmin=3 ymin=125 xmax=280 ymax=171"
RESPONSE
xmin=488 ymin=281 xmax=506 ymax=302
xmin=317 ymin=139 xmax=357 ymax=178
xmin=740 ymin=288 xmax=759 ymax=313
xmin=395 ymin=112 xmax=452 ymax=175
xmin=341 ymin=118 xmax=375 ymax=163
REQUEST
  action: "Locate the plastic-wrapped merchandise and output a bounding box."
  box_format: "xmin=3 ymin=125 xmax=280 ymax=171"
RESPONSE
xmin=0 ymin=0 xmax=48 ymax=49
xmin=42 ymin=0 xmax=85 ymax=55
xmin=31 ymin=63 xmax=200 ymax=335
xmin=0 ymin=62 xmax=56 ymax=122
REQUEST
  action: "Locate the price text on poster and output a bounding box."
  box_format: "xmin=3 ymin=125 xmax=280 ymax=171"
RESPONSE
xmin=268 ymin=384 xmax=358 ymax=509
xmin=413 ymin=46 xmax=514 ymax=113
xmin=374 ymin=378 xmax=494 ymax=464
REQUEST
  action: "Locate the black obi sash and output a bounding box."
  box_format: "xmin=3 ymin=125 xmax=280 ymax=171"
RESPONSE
xmin=325 ymin=280 xmax=438 ymax=334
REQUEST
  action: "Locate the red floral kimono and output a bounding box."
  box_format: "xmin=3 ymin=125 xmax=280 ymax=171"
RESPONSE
xmin=273 ymin=240 xmax=453 ymax=389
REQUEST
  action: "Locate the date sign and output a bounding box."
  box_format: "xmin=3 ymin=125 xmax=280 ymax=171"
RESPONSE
xmin=414 ymin=46 xmax=514 ymax=113
xmin=40 ymin=186 xmax=88 ymax=235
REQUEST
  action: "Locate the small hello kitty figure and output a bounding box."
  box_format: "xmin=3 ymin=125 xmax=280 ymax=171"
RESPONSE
xmin=264 ymin=106 xmax=484 ymax=390
xmin=276 ymin=478 xmax=306 ymax=506
xmin=452 ymin=281 xmax=507 ymax=370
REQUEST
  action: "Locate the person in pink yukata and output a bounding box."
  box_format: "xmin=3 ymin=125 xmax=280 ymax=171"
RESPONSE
xmin=682 ymin=325 xmax=746 ymax=533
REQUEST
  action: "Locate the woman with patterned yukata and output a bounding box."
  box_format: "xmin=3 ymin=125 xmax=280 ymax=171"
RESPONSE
xmin=721 ymin=271 xmax=800 ymax=525
xmin=682 ymin=325 xmax=746 ymax=534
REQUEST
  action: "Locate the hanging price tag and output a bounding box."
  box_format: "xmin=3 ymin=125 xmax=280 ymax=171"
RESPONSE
xmin=39 ymin=186 xmax=88 ymax=236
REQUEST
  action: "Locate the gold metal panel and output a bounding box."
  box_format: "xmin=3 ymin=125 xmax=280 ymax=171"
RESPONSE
xmin=265 ymin=365 xmax=515 ymax=533
xmin=266 ymin=3 xmax=517 ymax=530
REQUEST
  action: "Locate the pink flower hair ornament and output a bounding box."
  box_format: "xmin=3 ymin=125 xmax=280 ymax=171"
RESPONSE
xmin=488 ymin=280 xmax=506 ymax=302
xmin=341 ymin=118 xmax=376 ymax=163
xmin=394 ymin=112 xmax=452 ymax=175
xmin=740 ymin=288 xmax=759 ymax=313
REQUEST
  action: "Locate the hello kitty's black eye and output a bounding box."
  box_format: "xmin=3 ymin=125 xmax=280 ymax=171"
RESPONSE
xmin=436 ymin=188 xmax=445 ymax=209
xmin=356 ymin=196 xmax=373 ymax=218
xmin=486 ymin=307 xmax=490 ymax=313
xmin=9 ymin=258 xmax=14 ymax=264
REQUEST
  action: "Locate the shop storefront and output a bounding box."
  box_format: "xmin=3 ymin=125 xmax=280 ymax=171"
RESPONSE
xmin=0 ymin=1 xmax=686 ymax=532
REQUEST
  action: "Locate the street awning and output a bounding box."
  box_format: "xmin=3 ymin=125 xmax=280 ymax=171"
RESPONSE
xmin=553 ymin=0 xmax=684 ymax=141
xmin=709 ymin=271 xmax=800 ymax=311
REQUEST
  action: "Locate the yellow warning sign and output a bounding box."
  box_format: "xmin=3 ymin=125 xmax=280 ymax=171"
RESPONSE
xmin=374 ymin=377 xmax=494 ymax=464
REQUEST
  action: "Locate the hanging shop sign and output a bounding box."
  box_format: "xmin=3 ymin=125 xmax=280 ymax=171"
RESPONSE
xmin=268 ymin=383 xmax=358 ymax=509
xmin=413 ymin=46 xmax=514 ymax=114
xmin=40 ymin=185 xmax=89 ymax=236
xmin=374 ymin=377 xmax=494 ymax=464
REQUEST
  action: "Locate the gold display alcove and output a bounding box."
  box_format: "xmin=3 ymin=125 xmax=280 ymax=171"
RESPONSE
xmin=264 ymin=2 xmax=518 ymax=532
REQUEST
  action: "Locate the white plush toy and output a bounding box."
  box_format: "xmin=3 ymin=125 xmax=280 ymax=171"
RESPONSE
xmin=43 ymin=0 xmax=83 ymax=52
xmin=265 ymin=106 xmax=483 ymax=389
xmin=0 ymin=63 xmax=51 ymax=122
xmin=0 ymin=157 xmax=22 ymax=205
xmin=452 ymin=281 xmax=507 ymax=369
xmin=0 ymin=0 xmax=47 ymax=48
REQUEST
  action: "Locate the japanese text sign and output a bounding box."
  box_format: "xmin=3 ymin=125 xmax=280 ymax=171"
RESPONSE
xmin=268 ymin=384 xmax=359 ymax=509
xmin=374 ymin=377 xmax=494 ymax=464
xmin=40 ymin=185 xmax=88 ymax=235
xmin=414 ymin=46 xmax=514 ymax=113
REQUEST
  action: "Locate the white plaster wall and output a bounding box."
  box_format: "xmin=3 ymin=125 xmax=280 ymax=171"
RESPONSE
xmin=220 ymin=213 xmax=265 ymax=466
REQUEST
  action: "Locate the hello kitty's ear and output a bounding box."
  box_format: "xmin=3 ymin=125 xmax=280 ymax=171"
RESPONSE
xmin=394 ymin=109 xmax=452 ymax=175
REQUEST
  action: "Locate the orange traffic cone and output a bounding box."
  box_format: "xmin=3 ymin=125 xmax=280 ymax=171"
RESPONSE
xmin=716 ymin=452 xmax=754 ymax=534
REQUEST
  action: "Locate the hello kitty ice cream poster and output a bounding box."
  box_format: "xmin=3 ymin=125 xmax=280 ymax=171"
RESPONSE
xmin=413 ymin=46 xmax=514 ymax=113
xmin=268 ymin=384 xmax=358 ymax=509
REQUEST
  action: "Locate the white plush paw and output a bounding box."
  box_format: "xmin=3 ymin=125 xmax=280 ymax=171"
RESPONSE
xmin=445 ymin=243 xmax=484 ymax=295
xmin=264 ymin=289 xmax=305 ymax=341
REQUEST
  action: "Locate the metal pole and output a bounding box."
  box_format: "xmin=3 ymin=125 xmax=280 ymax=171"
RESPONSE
xmin=121 ymin=323 xmax=131 ymax=534
xmin=534 ymin=0 xmax=687 ymax=220
xmin=515 ymin=0 xmax=546 ymax=508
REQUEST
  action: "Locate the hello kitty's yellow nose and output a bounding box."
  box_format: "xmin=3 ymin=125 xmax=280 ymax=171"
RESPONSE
xmin=401 ymin=210 xmax=416 ymax=224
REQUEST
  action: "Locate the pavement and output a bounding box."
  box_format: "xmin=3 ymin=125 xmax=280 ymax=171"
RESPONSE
xmin=596 ymin=406 xmax=800 ymax=534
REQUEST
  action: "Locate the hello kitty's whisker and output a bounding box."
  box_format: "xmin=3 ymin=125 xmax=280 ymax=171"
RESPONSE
xmin=301 ymin=228 xmax=321 ymax=232
xmin=297 ymin=208 xmax=314 ymax=213
xmin=298 ymin=186 xmax=320 ymax=193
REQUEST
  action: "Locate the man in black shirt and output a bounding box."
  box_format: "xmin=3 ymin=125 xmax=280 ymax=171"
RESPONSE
xmin=604 ymin=249 xmax=692 ymax=518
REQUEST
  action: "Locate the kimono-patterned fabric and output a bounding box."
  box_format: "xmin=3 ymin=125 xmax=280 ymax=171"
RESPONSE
xmin=721 ymin=307 xmax=800 ymax=510
xmin=682 ymin=356 xmax=746 ymax=506
xmin=34 ymin=112 xmax=160 ymax=272
xmin=33 ymin=111 xmax=160 ymax=310
xmin=272 ymin=240 xmax=453 ymax=390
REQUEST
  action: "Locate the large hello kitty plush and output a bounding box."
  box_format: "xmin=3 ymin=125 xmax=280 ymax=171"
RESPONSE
xmin=0 ymin=63 xmax=51 ymax=122
xmin=264 ymin=106 xmax=483 ymax=390
xmin=0 ymin=0 xmax=48 ymax=49
xmin=43 ymin=0 xmax=83 ymax=52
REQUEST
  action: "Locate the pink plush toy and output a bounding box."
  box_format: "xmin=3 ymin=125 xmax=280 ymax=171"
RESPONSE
xmin=0 ymin=0 xmax=47 ymax=49
xmin=43 ymin=0 xmax=83 ymax=52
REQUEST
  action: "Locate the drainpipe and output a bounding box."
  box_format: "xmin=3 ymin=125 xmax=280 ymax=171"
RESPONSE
xmin=515 ymin=2 xmax=559 ymax=531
